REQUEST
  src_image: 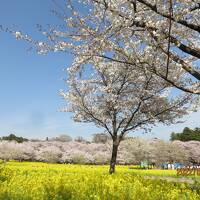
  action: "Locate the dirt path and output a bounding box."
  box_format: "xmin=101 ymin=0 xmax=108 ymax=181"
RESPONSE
xmin=143 ymin=175 xmax=195 ymax=184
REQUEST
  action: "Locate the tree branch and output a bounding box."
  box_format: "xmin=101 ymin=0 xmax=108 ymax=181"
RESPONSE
xmin=136 ymin=0 xmax=200 ymax=33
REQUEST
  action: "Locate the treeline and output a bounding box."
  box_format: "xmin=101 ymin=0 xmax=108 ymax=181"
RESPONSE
xmin=0 ymin=134 xmax=28 ymax=143
xmin=2 ymin=127 xmax=200 ymax=144
xmin=0 ymin=138 xmax=200 ymax=165
xmin=171 ymin=127 xmax=200 ymax=141
xmin=0 ymin=133 xmax=110 ymax=144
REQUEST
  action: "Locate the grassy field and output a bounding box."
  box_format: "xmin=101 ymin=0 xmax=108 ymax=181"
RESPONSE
xmin=0 ymin=162 xmax=200 ymax=200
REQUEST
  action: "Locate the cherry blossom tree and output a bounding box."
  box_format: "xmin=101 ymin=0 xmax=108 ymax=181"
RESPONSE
xmin=84 ymin=0 xmax=200 ymax=94
xmin=173 ymin=140 xmax=200 ymax=164
xmin=122 ymin=137 xmax=154 ymax=165
xmin=3 ymin=0 xmax=198 ymax=96
xmin=60 ymin=57 xmax=193 ymax=173
xmin=150 ymin=139 xmax=188 ymax=166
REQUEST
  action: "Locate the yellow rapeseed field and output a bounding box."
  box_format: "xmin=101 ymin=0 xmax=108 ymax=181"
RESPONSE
xmin=0 ymin=162 xmax=199 ymax=200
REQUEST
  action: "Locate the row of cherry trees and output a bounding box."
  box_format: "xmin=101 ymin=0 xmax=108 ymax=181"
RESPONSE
xmin=0 ymin=138 xmax=199 ymax=165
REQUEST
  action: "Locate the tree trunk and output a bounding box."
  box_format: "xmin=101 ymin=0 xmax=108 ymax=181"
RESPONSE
xmin=109 ymin=139 xmax=120 ymax=174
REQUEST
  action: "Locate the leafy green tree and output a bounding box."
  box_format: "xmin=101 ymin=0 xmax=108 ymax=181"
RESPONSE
xmin=1 ymin=134 xmax=28 ymax=143
xmin=170 ymin=127 xmax=200 ymax=141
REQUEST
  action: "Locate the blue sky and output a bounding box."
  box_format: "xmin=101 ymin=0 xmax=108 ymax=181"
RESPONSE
xmin=0 ymin=0 xmax=199 ymax=140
